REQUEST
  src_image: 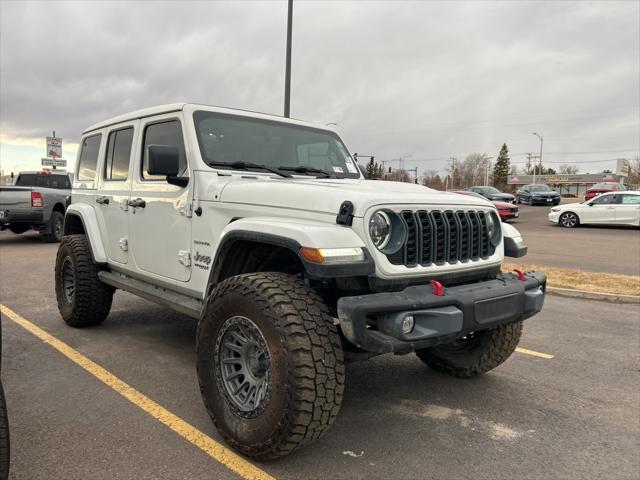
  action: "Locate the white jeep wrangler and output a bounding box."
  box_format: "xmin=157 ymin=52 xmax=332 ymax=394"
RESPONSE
xmin=55 ymin=103 xmax=545 ymax=460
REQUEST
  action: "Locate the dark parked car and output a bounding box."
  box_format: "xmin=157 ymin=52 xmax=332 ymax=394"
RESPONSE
xmin=516 ymin=184 xmax=561 ymax=205
xmin=467 ymin=186 xmax=515 ymax=203
xmin=584 ymin=182 xmax=625 ymax=201
xmin=451 ymin=190 xmax=519 ymax=221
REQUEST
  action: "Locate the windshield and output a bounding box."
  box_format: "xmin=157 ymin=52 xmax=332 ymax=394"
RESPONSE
xmin=529 ymin=185 xmax=552 ymax=192
xmin=481 ymin=187 xmax=500 ymax=194
xmin=193 ymin=111 xmax=360 ymax=178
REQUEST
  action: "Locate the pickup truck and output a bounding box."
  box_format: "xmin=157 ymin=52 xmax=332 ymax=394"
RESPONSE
xmin=55 ymin=103 xmax=545 ymax=460
xmin=0 ymin=170 xmax=71 ymax=242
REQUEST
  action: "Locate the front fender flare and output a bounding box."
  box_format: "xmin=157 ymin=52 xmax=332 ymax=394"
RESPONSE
xmin=501 ymin=222 xmax=528 ymax=258
xmin=64 ymin=203 xmax=108 ymax=264
xmin=208 ymin=217 xmax=374 ymax=285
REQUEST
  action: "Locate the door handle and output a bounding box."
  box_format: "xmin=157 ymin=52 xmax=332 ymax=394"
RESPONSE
xmin=128 ymin=198 xmax=146 ymax=208
xmin=96 ymin=196 xmax=110 ymax=205
xmin=606 ymin=206 xmax=615 ymax=210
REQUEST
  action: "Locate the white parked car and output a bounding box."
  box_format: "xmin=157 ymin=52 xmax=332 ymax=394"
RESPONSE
xmin=549 ymin=191 xmax=640 ymax=228
xmin=55 ymin=103 xmax=546 ymax=460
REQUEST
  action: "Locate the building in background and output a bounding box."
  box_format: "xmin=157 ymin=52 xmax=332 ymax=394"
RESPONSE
xmin=507 ymin=172 xmax=626 ymax=197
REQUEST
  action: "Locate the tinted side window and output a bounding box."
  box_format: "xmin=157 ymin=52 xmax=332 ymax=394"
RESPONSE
xmin=105 ymin=127 xmax=134 ymax=180
xmin=141 ymin=120 xmax=186 ymax=180
xmin=77 ymin=134 xmax=102 ymax=181
xmin=592 ymin=194 xmax=619 ymax=205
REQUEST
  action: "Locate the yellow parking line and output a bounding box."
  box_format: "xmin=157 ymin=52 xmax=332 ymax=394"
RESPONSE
xmin=0 ymin=304 xmax=274 ymax=480
xmin=515 ymin=347 xmax=554 ymax=359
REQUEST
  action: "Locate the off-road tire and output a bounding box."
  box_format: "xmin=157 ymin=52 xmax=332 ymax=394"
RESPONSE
xmin=0 ymin=382 xmax=9 ymax=480
xmin=559 ymin=212 xmax=580 ymax=228
xmin=41 ymin=211 xmax=64 ymax=243
xmin=416 ymin=321 xmax=523 ymax=378
xmin=55 ymin=234 xmax=114 ymax=327
xmin=196 ymin=272 xmax=345 ymax=461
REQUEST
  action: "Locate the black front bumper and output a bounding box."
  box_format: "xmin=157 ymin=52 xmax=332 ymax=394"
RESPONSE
xmin=337 ymin=271 xmax=546 ymax=354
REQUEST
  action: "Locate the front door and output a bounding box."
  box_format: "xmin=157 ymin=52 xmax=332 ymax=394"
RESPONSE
xmin=582 ymin=194 xmax=619 ymax=224
xmin=128 ymin=116 xmax=192 ymax=282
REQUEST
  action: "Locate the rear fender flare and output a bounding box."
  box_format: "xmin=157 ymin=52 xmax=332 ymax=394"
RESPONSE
xmin=63 ymin=204 xmax=108 ymax=264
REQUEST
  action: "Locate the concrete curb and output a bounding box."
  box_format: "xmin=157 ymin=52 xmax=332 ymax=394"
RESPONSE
xmin=547 ymin=286 xmax=640 ymax=304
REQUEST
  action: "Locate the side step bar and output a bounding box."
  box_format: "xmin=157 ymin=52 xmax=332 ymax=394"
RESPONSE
xmin=98 ymin=271 xmax=203 ymax=319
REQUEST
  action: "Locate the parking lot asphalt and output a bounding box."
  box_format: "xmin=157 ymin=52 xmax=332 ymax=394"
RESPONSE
xmin=1 ymin=230 xmax=639 ymax=479
xmin=508 ymin=200 xmax=640 ymax=276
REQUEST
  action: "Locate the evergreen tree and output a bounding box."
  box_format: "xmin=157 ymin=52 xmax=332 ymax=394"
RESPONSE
xmin=492 ymin=144 xmax=510 ymax=190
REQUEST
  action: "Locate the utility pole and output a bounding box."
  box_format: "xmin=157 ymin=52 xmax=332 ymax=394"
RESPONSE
xmin=532 ymin=132 xmax=543 ymax=184
xmin=283 ymin=0 xmax=293 ymax=117
xmin=449 ymin=157 xmax=457 ymax=189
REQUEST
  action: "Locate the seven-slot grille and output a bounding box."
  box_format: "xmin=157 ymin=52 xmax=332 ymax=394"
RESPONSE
xmin=386 ymin=210 xmax=494 ymax=267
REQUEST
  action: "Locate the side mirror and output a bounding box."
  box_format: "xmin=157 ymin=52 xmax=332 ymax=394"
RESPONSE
xmin=148 ymin=145 xmax=180 ymax=176
xmin=148 ymin=145 xmax=188 ymax=187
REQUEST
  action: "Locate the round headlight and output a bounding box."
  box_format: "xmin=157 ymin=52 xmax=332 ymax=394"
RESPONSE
xmin=369 ymin=211 xmax=391 ymax=249
xmin=486 ymin=211 xmax=501 ymax=246
xmin=369 ymin=210 xmax=407 ymax=254
xmin=486 ymin=212 xmax=496 ymax=236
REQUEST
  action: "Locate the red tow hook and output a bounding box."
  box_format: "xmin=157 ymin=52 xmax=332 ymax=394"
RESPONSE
xmin=430 ymin=279 xmax=445 ymax=296
xmin=513 ymin=269 xmax=527 ymax=282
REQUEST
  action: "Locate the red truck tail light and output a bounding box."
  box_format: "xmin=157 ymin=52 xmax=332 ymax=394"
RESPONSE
xmin=31 ymin=191 xmax=44 ymax=208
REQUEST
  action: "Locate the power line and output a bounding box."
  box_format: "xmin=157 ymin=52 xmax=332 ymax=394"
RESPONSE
xmin=391 ymin=151 xmax=638 ymax=163
xmin=355 ymin=110 xmax=639 ymax=136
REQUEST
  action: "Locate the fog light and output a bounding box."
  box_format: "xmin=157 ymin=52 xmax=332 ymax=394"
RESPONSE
xmin=401 ymin=315 xmax=415 ymax=334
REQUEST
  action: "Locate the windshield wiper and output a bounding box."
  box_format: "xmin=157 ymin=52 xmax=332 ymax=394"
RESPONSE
xmin=277 ymin=166 xmax=335 ymax=178
xmin=208 ymin=161 xmax=292 ymax=178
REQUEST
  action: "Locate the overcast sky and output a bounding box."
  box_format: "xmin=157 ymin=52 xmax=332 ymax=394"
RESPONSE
xmin=1 ymin=0 xmax=638 ymax=176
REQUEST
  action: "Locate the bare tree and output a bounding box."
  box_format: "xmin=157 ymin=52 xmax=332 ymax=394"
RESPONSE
xmin=559 ymin=164 xmax=579 ymax=175
xmin=626 ymin=156 xmax=640 ymax=187
xmin=421 ymin=169 xmax=444 ymax=190
xmin=455 ymin=153 xmax=491 ymax=187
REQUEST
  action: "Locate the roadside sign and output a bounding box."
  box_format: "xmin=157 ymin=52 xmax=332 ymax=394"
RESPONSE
xmin=46 ymin=136 xmax=62 ymax=158
xmin=41 ymin=158 xmax=67 ymax=167
xmin=616 ymin=159 xmax=630 ymax=177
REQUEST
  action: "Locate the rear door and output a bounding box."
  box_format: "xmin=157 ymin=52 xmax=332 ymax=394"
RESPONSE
xmin=616 ymin=194 xmax=640 ymax=225
xmin=128 ymin=115 xmax=192 ymax=282
xmin=95 ymin=122 xmax=137 ymax=264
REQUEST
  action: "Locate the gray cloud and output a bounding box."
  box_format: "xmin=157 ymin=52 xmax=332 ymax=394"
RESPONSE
xmin=1 ymin=0 xmax=638 ymax=174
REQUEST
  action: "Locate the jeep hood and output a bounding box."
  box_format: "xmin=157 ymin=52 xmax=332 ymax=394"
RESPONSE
xmin=218 ymin=178 xmax=493 ymax=217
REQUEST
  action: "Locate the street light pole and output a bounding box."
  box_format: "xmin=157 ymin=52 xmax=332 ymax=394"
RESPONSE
xmin=398 ymin=154 xmax=412 ymax=170
xmin=284 ymin=0 xmax=293 ymax=118
xmin=532 ymin=132 xmax=543 ymax=184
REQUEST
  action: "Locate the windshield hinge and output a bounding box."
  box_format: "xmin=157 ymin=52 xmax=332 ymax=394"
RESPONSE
xmin=179 ymin=202 xmax=193 ymax=218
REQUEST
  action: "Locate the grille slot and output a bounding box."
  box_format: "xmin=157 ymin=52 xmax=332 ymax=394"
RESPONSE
xmin=387 ymin=209 xmax=494 ymax=267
